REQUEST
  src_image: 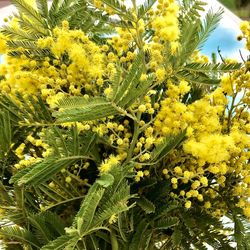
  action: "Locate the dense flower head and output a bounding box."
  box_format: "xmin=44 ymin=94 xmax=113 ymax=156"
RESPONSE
xmin=0 ymin=24 xmax=107 ymax=106
xmin=240 ymin=21 xmax=250 ymax=50
xmin=0 ymin=33 xmax=7 ymax=53
xmin=151 ymin=0 xmax=180 ymax=42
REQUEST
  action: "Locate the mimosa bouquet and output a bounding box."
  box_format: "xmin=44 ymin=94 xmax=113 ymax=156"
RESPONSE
xmin=0 ymin=0 xmax=249 ymax=249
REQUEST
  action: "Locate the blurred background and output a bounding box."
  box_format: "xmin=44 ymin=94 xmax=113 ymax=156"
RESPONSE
xmin=219 ymin=0 xmax=250 ymax=19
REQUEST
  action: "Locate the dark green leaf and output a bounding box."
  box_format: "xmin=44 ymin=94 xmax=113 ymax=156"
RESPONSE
xmin=0 ymin=226 xmax=41 ymax=249
xmin=0 ymin=111 xmax=12 ymax=156
xmin=36 ymin=0 xmax=49 ymax=17
xmin=137 ymin=196 xmax=155 ymax=214
xmin=155 ymin=217 xmax=179 ymax=229
xmin=129 ymin=219 xmax=149 ymax=250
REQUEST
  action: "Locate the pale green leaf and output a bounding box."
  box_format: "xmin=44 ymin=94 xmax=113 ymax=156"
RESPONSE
xmin=96 ymin=174 xmax=115 ymax=188
xmin=54 ymin=97 xmax=119 ymax=122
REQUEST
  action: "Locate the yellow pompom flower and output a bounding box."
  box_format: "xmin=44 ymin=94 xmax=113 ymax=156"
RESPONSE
xmin=65 ymin=176 xmax=72 ymax=183
xmin=174 ymin=166 xmax=182 ymax=175
xmin=204 ymin=201 xmax=211 ymax=209
xmin=155 ymin=68 xmax=166 ymax=82
xmin=0 ymin=34 xmax=7 ymax=53
xmin=243 ymin=207 xmax=250 ymax=217
xmin=200 ymin=177 xmax=208 ymax=187
xmin=191 ymin=180 xmax=200 ymax=190
xmin=185 ymin=201 xmax=192 ymax=209
xmin=171 ymin=177 xmax=178 ymax=184
xmin=138 ymin=104 xmax=146 ymax=112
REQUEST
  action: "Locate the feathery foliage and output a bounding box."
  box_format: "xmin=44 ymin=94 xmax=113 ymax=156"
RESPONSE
xmin=0 ymin=0 xmax=249 ymax=249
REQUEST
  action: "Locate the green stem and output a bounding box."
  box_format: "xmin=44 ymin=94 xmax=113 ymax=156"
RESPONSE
xmin=111 ymin=102 xmax=139 ymax=123
xmin=110 ymin=229 xmax=119 ymax=250
xmin=83 ymin=227 xmax=111 ymax=237
xmin=44 ymin=196 xmax=85 ymax=211
xmin=39 ymin=184 xmax=66 ymax=201
xmin=118 ymin=213 xmax=128 ymax=242
xmin=125 ymin=113 xmax=141 ymax=164
xmin=56 ymin=155 xmax=93 ymax=161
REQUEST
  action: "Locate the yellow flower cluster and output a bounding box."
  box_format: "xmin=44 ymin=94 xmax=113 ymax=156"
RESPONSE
xmin=151 ymin=0 xmax=180 ymax=43
xmin=108 ymin=27 xmax=135 ymax=54
xmin=191 ymin=51 xmax=209 ymax=63
xmin=154 ymin=80 xmax=191 ymax=135
xmin=139 ymin=0 xmax=181 ymax=82
xmin=154 ymin=64 xmax=250 ymax=216
xmin=13 ymin=132 xmax=52 ymax=170
xmin=0 ymin=22 xmax=106 ymax=107
xmin=185 ymin=134 xmax=236 ymax=164
xmin=0 ymin=33 xmax=7 ymax=54
xmin=99 ymin=154 xmax=120 ymax=173
xmin=240 ymin=21 xmax=250 ymax=50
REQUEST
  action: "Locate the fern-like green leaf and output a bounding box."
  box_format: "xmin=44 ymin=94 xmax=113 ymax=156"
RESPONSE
xmin=10 ymin=125 xmax=100 ymax=187
xmin=179 ymin=0 xmax=207 ymax=22
xmin=233 ymin=214 xmax=246 ymax=249
xmin=198 ymin=8 xmax=224 ymax=49
xmin=49 ymin=0 xmax=61 ymax=17
xmin=11 ymin=0 xmax=46 ymax=26
xmin=36 ymin=0 xmax=49 ymax=17
xmin=14 ymin=158 xmax=77 ymax=186
xmin=156 ymin=201 xmax=180 ymax=218
xmin=27 ymin=211 xmax=65 ymax=244
xmin=0 ymin=226 xmax=41 ymax=249
xmin=177 ymin=8 xmax=223 ymax=66
xmin=138 ymin=0 xmax=157 ymax=19
xmin=155 ymin=217 xmax=179 ymax=229
xmin=137 ymin=196 xmax=155 ymax=214
xmin=41 ymin=235 xmax=76 ymax=250
xmin=75 ymin=184 xmax=105 ymax=235
xmin=113 ymin=52 xmax=148 ymax=107
xmin=16 ymin=13 xmax=49 ymax=36
xmin=176 ymin=70 xmax=220 ymax=85
xmin=171 ymin=228 xmax=182 ymax=247
xmin=0 ymin=93 xmax=52 ymax=125
xmin=1 ymin=25 xmax=41 ymax=40
xmin=28 ymin=216 xmax=51 ymax=244
xmin=54 ymin=97 xmax=120 ymax=122
xmin=184 ymin=62 xmax=242 ymax=73
xmin=7 ymin=40 xmax=38 ymax=50
xmin=92 ymin=179 xmax=132 ymax=227
xmin=0 ymin=111 xmax=12 ymax=157
xmin=129 ymin=219 xmax=150 ymax=250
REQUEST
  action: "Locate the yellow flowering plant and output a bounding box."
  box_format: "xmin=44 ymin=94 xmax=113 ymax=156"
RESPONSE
xmin=0 ymin=0 xmax=249 ymax=249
